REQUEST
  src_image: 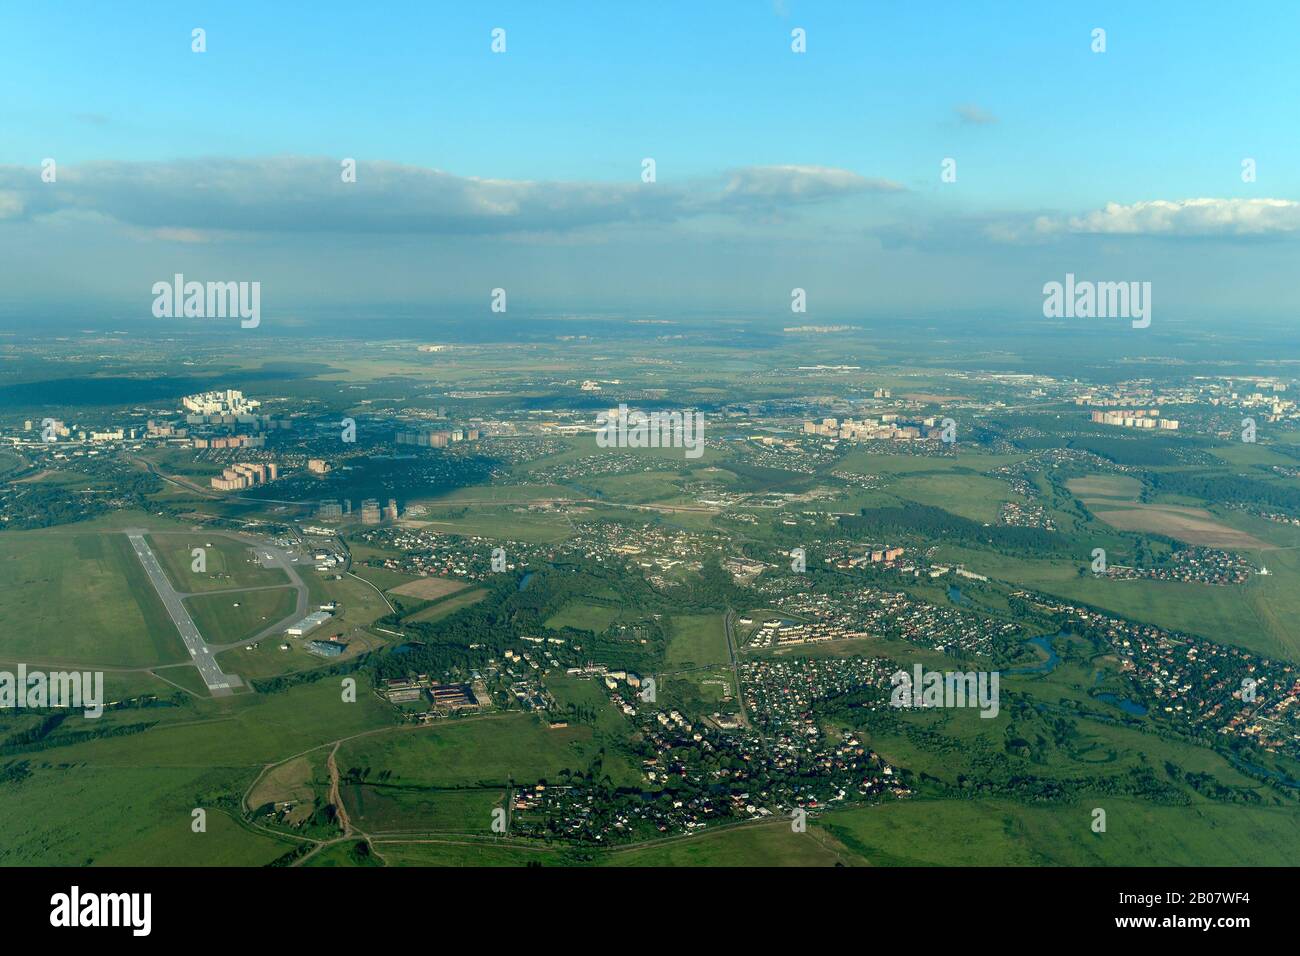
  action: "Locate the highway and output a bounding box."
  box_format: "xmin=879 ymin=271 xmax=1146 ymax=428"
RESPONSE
xmin=126 ymin=530 xmax=238 ymax=696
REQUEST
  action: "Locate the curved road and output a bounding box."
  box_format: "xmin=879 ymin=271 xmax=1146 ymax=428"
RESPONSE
xmin=125 ymin=529 xmax=313 ymax=696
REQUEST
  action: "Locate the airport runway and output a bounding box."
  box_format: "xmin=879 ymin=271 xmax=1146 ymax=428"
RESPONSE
xmin=125 ymin=531 xmax=239 ymax=696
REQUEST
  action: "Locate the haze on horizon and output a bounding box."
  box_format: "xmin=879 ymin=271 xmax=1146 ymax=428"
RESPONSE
xmin=2 ymin=1 xmax=1299 ymax=325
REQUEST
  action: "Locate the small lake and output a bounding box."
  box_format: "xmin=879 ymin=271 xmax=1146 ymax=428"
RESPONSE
xmin=1093 ymin=693 xmax=1148 ymax=716
xmin=1007 ymin=633 xmax=1062 ymax=675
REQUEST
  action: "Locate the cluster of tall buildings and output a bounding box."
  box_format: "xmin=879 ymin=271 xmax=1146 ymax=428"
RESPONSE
xmin=193 ymin=434 xmax=265 ymax=449
xmin=395 ymin=427 xmax=479 ymax=448
xmin=317 ymin=500 xmax=348 ymax=519
xmin=316 ymin=497 xmax=399 ymax=523
xmin=1090 ymin=410 xmax=1179 ymax=430
xmin=803 ymin=416 xmax=941 ymax=441
xmin=359 ymin=498 xmax=400 ymax=524
xmin=147 ymin=420 xmax=187 ymax=438
xmin=211 ymin=461 xmax=279 ymax=491
xmin=182 ymin=389 xmax=260 ymax=417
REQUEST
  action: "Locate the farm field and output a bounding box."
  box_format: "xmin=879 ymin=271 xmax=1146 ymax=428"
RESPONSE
xmin=937 ymin=544 xmax=1300 ymax=662
xmin=1065 ymin=474 xmax=1144 ymax=499
xmin=387 ymin=576 xmax=469 ymax=601
xmin=0 ymin=764 xmax=293 ymax=866
xmin=340 ymin=785 xmax=504 ymax=834
xmin=1087 ymin=502 xmax=1272 ymax=549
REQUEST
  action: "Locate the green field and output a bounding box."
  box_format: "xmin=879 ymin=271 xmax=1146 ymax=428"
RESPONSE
xmin=147 ymin=532 xmax=289 ymax=593
xmin=402 ymin=587 xmax=488 ymax=624
xmin=184 ymin=586 xmax=300 ymax=645
xmin=818 ymin=797 xmax=1300 ymax=866
xmin=938 ymin=541 xmax=1300 ymax=662
xmin=341 ymin=785 xmax=504 ymax=834
xmin=410 ymin=509 xmax=573 ymax=544
xmin=0 ymin=764 xmax=293 ymax=866
xmin=603 ymin=820 xmax=856 ymax=866
xmin=544 ymin=600 xmax=620 ymax=633
xmin=336 ymin=714 xmax=636 ymax=789
xmin=665 ymin=614 xmax=730 ymax=668
xmin=0 ymin=531 xmax=186 ymax=667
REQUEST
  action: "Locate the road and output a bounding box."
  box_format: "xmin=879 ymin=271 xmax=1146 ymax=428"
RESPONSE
xmin=126 ymin=530 xmax=238 ymax=697
xmin=204 ymin=533 xmax=311 ymax=650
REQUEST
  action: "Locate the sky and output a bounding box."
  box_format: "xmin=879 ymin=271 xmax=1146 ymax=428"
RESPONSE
xmin=2 ymin=1 xmax=1299 ymax=327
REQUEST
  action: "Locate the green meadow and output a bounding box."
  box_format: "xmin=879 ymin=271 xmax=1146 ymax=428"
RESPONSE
xmin=185 ymin=586 xmax=299 ymax=645
xmin=0 ymin=531 xmax=186 ymax=667
xmin=336 ymin=713 xmax=640 ymax=789
xmin=147 ymin=532 xmax=288 ymax=593
xmin=665 ymin=614 xmax=730 ymax=668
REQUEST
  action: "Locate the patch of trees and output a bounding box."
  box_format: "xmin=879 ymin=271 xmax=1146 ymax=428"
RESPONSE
xmin=840 ymin=503 xmax=1060 ymax=553
xmin=1150 ymin=470 xmax=1300 ymax=513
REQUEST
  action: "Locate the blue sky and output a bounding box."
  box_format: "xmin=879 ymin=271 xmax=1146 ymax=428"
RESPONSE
xmin=2 ymin=1 xmax=1299 ymax=323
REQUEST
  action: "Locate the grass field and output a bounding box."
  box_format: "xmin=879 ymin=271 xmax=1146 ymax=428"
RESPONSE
xmin=665 ymin=614 xmax=730 ymax=668
xmin=349 ymin=564 xmax=420 ymax=591
xmin=0 ymin=764 xmax=293 ymax=866
xmin=370 ymin=840 xmax=571 ymax=867
xmin=184 ymin=586 xmax=299 ymax=645
xmin=410 ymin=509 xmax=573 ymax=544
xmin=603 ymin=820 xmax=857 ymax=866
xmin=401 ymin=587 xmax=488 ymax=624
xmin=1066 ymin=474 xmax=1143 ymax=499
xmin=247 ymin=754 xmax=320 ymax=815
xmin=336 ymin=714 xmax=629 ymax=789
xmin=890 ymin=470 xmax=1013 ymax=524
xmin=818 ymin=797 xmax=1300 ymax=866
xmin=39 ymin=677 xmax=395 ymax=770
xmin=1089 ymin=502 xmax=1271 ymax=549
xmin=0 ymin=531 xmax=186 ymax=667
xmin=544 ymin=601 xmax=620 ymax=633
xmin=341 ymin=785 xmax=504 ymax=834
xmin=387 ymin=576 xmax=469 ymax=601
xmin=938 ymin=540 xmax=1300 ymax=662
xmin=147 ymin=532 xmax=288 ymax=593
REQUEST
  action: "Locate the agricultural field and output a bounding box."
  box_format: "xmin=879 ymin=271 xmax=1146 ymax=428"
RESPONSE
xmin=387 ymin=576 xmax=468 ymax=601
xmin=1087 ymin=502 xmax=1272 ymax=550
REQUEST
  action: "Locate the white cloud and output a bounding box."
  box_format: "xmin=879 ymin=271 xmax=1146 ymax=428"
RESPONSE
xmin=722 ymin=165 xmax=903 ymax=202
xmin=955 ymin=104 xmax=997 ymax=126
xmin=0 ymin=158 xmax=896 ymax=238
xmin=1056 ymin=198 xmax=1300 ymax=237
